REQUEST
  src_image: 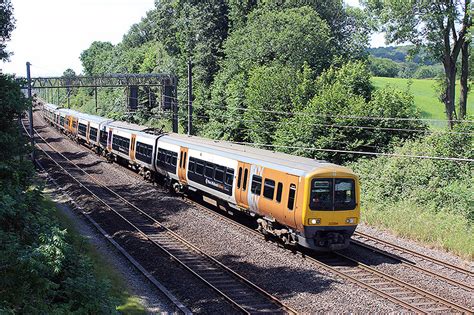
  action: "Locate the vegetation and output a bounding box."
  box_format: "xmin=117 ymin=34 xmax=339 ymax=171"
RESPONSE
xmin=1 ymin=2 xmax=144 ymax=312
xmin=352 ymin=123 xmax=474 ymax=258
xmin=368 ymin=46 xmax=444 ymax=79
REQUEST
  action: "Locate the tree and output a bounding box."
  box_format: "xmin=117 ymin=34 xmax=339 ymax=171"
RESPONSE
xmin=364 ymin=0 xmax=472 ymax=127
xmin=0 ymin=0 xmax=14 ymax=61
xmin=459 ymin=29 xmax=472 ymax=119
xmin=80 ymin=41 xmax=114 ymax=75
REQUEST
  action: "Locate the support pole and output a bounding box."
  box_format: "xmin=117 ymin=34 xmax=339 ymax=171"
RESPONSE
xmin=57 ymin=88 xmax=59 ymax=105
xmin=95 ymin=87 xmax=98 ymax=113
xmin=171 ymin=77 xmax=178 ymax=133
xmin=187 ymin=60 xmax=193 ymax=136
xmin=26 ymin=62 xmax=35 ymax=160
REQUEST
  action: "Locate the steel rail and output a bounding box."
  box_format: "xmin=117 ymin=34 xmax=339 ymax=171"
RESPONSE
xmin=188 ymin=203 xmax=474 ymax=314
xmin=333 ymin=252 xmax=473 ymax=314
xmin=353 ymin=231 xmax=473 ymax=277
xmin=168 ymin=196 xmax=474 ymax=314
xmin=24 ymin=118 xmax=296 ymax=315
xmin=21 ymin=120 xmax=192 ymax=315
xmin=350 ymin=239 xmax=474 ymax=291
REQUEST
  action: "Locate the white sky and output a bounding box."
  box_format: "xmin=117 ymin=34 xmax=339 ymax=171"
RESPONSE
xmin=1 ymin=0 xmax=386 ymax=77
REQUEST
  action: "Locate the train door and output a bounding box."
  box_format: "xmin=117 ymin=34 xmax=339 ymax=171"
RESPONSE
xmin=283 ymin=175 xmax=299 ymax=228
xmin=86 ymin=122 xmax=90 ymax=143
xmin=107 ymin=129 xmax=113 ymax=151
xmin=178 ymin=147 xmax=189 ymax=183
xmin=235 ymin=162 xmax=251 ymax=209
xmin=130 ymin=134 xmax=136 ymax=160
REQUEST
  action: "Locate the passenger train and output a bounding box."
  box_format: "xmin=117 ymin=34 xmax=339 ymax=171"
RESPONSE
xmin=42 ymin=103 xmax=360 ymax=251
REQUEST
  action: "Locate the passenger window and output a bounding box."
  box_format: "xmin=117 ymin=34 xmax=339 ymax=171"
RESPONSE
xmin=205 ymin=164 xmax=214 ymax=178
xmin=276 ymin=182 xmax=283 ymax=203
xmin=263 ymin=178 xmax=275 ymax=200
xmin=225 ymin=169 xmax=234 ymax=186
xmin=251 ymin=175 xmax=262 ymax=195
xmin=188 ymin=159 xmax=195 ymax=173
xmin=195 ymin=162 xmax=204 ymax=175
xmin=237 ymin=167 xmax=242 ymax=188
xmin=242 ymin=169 xmax=248 ymax=191
xmin=214 ymin=166 xmax=225 ymax=182
xmin=287 ymin=184 xmax=296 ymax=210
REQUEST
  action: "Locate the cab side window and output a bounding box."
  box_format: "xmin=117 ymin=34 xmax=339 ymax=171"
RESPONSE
xmin=287 ymin=184 xmax=296 ymax=210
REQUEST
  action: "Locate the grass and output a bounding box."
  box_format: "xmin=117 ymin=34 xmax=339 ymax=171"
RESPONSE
xmin=372 ymin=77 xmax=474 ymax=128
xmin=48 ymin=198 xmax=147 ymax=315
xmin=362 ymin=200 xmax=474 ymax=260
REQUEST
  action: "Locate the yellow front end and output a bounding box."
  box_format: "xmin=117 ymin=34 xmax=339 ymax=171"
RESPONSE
xmin=299 ymin=165 xmax=360 ymax=251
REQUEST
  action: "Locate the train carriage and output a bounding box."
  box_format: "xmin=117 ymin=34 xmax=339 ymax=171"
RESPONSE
xmin=56 ymin=108 xmax=80 ymax=134
xmin=105 ymin=121 xmax=161 ymax=178
xmin=75 ymin=112 xmax=113 ymax=152
xmin=42 ymin=103 xmax=60 ymax=125
xmin=160 ymin=134 xmax=360 ymax=251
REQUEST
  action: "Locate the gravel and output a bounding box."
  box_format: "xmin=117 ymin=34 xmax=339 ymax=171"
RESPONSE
xmin=33 ymin=110 xmax=473 ymax=313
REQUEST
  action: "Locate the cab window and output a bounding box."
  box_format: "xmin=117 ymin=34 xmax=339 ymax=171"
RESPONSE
xmin=309 ymin=178 xmax=356 ymax=211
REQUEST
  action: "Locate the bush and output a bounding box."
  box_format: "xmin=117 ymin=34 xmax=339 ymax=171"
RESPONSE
xmin=0 ymin=75 xmax=119 ymax=313
xmin=369 ymin=56 xmax=401 ymax=78
xmin=352 ymin=123 xmax=474 ymax=257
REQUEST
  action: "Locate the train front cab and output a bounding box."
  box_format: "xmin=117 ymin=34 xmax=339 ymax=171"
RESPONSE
xmin=299 ymin=167 xmax=360 ymax=251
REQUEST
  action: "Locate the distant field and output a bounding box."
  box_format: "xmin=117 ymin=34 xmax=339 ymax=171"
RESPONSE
xmin=372 ymin=77 xmax=474 ymax=128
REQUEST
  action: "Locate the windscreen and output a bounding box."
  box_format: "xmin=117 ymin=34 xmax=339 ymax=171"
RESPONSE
xmin=310 ymin=178 xmax=356 ymax=211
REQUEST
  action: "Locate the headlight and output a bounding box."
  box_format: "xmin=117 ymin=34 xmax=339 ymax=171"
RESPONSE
xmin=345 ymin=217 xmax=357 ymax=224
xmin=308 ymin=218 xmax=321 ymax=225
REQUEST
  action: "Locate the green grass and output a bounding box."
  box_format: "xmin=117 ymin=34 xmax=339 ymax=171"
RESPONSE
xmin=372 ymin=77 xmax=474 ymax=128
xmin=362 ymin=201 xmax=474 ymax=260
xmin=49 ymin=199 xmax=147 ymax=315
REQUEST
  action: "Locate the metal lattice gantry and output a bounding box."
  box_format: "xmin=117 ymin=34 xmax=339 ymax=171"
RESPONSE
xmin=20 ymin=72 xmax=179 ymax=132
xmin=21 ymin=73 xmax=177 ymax=89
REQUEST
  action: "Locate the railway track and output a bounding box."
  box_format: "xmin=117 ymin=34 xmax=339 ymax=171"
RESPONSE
xmin=180 ymin=199 xmax=474 ymax=314
xmin=352 ymin=231 xmax=474 ymax=290
xmin=189 ymin=204 xmax=473 ymax=314
xmin=24 ymin=119 xmax=297 ymax=315
xmin=30 ymin=114 xmax=473 ymax=314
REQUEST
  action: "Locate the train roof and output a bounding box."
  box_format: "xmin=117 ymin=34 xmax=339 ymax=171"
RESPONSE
xmin=162 ymin=133 xmax=342 ymax=174
xmin=108 ymin=121 xmax=149 ymax=132
xmin=44 ymin=103 xmax=60 ymax=110
xmin=57 ymin=108 xmax=80 ymax=116
xmin=76 ymin=112 xmax=113 ymax=124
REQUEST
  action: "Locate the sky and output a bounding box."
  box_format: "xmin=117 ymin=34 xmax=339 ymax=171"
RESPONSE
xmin=1 ymin=0 xmax=385 ymax=77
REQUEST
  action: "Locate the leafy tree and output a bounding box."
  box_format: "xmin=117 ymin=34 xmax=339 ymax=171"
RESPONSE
xmin=204 ymin=6 xmax=333 ymax=140
xmin=369 ymin=56 xmax=400 ymax=77
xmin=0 ymin=0 xmax=14 ymax=61
xmin=223 ymin=7 xmax=332 ymax=72
xmin=364 ymin=0 xmax=473 ymax=125
xmin=243 ymin=64 xmax=300 ymax=144
xmin=80 ymin=41 xmax=114 ymax=75
xmin=274 ymin=62 xmax=427 ymax=164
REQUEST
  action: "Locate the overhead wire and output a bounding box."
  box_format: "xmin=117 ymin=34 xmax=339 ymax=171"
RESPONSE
xmin=183 ymin=112 xmax=474 ymax=135
xmin=158 ymin=112 xmax=473 ymax=162
xmin=228 ymin=142 xmax=474 ymax=162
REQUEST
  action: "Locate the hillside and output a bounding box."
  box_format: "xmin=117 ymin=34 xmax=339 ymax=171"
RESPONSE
xmin=372 ymin=77 xmax=474 ymax=127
